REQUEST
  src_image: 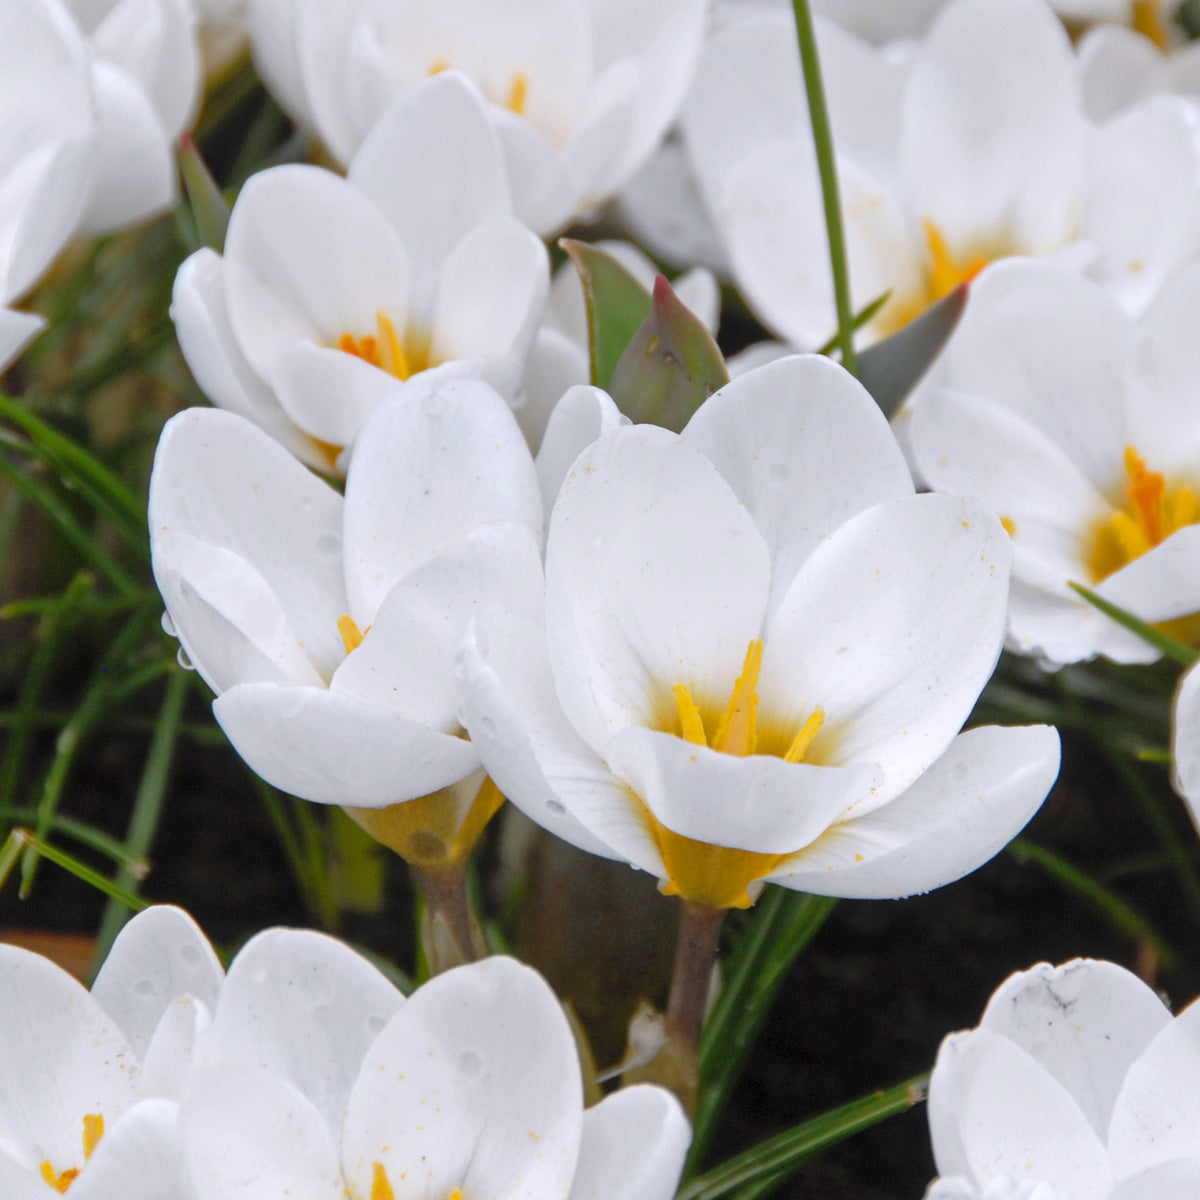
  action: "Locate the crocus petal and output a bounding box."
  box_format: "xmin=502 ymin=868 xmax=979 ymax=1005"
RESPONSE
xmin=1077 ymin=25 xmax=1160 ymax=122
xmin=567 ymin=1085 xmax=690 ymax=1200
xmin=348 ymin=72 xmax=511 ymax=306
xmin=493 ymin=108 xmax=577 ymax=235
xmin=1171 ymin=660 xmax=1200 ymax=836
xmin=149 ymin=408 xmax=347 ymax=683
xmin=213 ymin=928 xmax=404 ymax=1134
xmin=139 ymin=997 xmax=210 ymax=1101
xmin=342 ymin=377 xmax=542 ymax=621
xmin=69 ymin=1099 xmax=186 ymax=1200
xmin=213 ymin=681 xmax=481 ymax=808
xmin=606 ymin=725 xmax=882 ymax=854
xmin=768 ymin=724 xmax=1058 ymax=899
xmin=546 ymin=424 xmax=771 ymax=751
xmin=519 ymin=328 xmax=590 ymax=453
xmin=0 ymin=1151 xmax=50 ymax=1200
xmin=929 ymin=1027 xmax=1113 ymax=1196
xmin=90 ymin=905 xmax=223 ymax=1061
xmin=0 ymin=308 xmax=44 ymax=372
xmin=0 ymin=946 xmax=138 ymax=1171
xmin=80 ymin=60 xmax=176 ymax=235
xmin=1096 ymin=526 xmax=1200 ymax=623
xmin=683 ymin=354 xmax=914 ymax=616
xmin=342 ymin=957 xmax=582 ymax=1200
xmin=170 ymin=250 xmax=330 ymax=471
xmin=458 ymin=609 xmax=661 ymax=871
xmin=761 ymin=494 xmax=1010 ymax=809
xmin=181 ymin=1067 xmax=341 ymax=1200
xmin=1109 ymin=1159 xmax=1200 ymax=1200
xmin=978 ymin=959 xmax=1170 ymax=1139
xmin=900 ymin=0 xmax=1085 ymax=255
xmin=222 ymin=164 xmax=412 ymax=381
xmin=1108 ymin=994 xmax=1200 ymax=1179
xmin=535 ymin=384 xmax=626 ymax=514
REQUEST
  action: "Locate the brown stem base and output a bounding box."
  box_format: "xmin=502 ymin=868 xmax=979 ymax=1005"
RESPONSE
xmin=413 ymin=860 xmax=485 ymax=975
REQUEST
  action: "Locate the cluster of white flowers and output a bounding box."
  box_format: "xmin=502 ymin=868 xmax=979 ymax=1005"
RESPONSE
xmin=8 ymin=0 xmax=1200 ymax=1191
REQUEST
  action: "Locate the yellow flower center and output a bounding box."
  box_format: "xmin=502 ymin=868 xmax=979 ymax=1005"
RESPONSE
xmin=39 ymin=1114 xmax=103 ymax=1193
xmin=428 ymin=57 xmax=529 ymax=115
xmin=338 ymin=614 xmax=369 ymax=655
xmin=337 ymin=310 xmax=431 ymax=382
xmin=1132 ymin=0 xmax=1170 ymax=49
xmin=645 ymin=640 xmax=825 ymax=911
xmin=1088 ymin=447 xmax=1199 ymax=582
xmin=371 ymin=1164 xmax=463 ymax=1200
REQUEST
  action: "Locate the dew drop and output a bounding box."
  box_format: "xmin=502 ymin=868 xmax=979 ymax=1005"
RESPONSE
xmin=176 ymin=647 xmax=195 ymax=671
xmin=315 ymin=532 xmax=342 ymax=558
xmin=179 ymin=944 xmax=202 ymax=966
xmin=133 ymin=978 xmax=156 ymax=999
xmin=546 ymin=800 xmax=565 ymax=817
xmin=769 ymin=461 xmax=790 ymax=485
xmin=951 ymin=761 xmax=969 ymax=783
xmin=457 ymin=1049 xmax=482 ymax=1078
xmin=160 ymin=610 xmax=176 ymax=637
xmin=366 ymin=1013 xmax=387 ymax=1035
xmin=479 ymin=716 xmax=496 ymax=737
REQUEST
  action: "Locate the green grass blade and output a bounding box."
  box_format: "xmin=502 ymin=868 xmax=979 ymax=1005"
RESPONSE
xmin=677 ymin=1072 xmax=929 ymax=1200
xmin=7 ymin=829 xmax=148 ymax=913
xmin=689 ymin=890 xmax=838 ymax=1171
xmin=1069 ymin=582 xmax=1198 ymax=666
xmin=0 ymin=806 xmax=149 ymax=875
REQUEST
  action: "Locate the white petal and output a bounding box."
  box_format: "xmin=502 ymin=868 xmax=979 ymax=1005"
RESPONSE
xmin=769 ymin=724 xmax=1058 ymax=899
xmin=181 ymin=1067 xmax=341 ymax=1200
xmin=342 ymin=377 xmax=542 ymax=620
xmin=1110 ymin=1159 xmax=1200 ymax=1200
xmin=978 ymin=959 xmax=1170 ymax=1139
xmin=213 ymin=928 xmax=404 ymax=1134
xmin=567 ymin=1085 xmax=690 ymax=1200
xmin=494 ymin=108 xmax=576 ymax=235
xmin=90 ymin=905 xmax=223 ymax=1061
xmin=1077 ymin=25 xmax=1161 ymax=122
xmin=900 ymin=0 xmax=1086 ymax=255
xmin=519 ymin=328 xmax=590 ymax=453
xmin=1171 ymin=660 xmax=1200 ymax=836
xmin=535 ymin=384 xmax=626 ymax=514
xmin=606 ymin=725 xmax=882 ymax=854
xmin=148 ymin=408 xmax=347 ymax=683
xmin=683 ymin=354 xmax=914 ymax=616
xmin=458 ymin=609 xmax=662 ymax=872
xmin=342 ymin=957 xmax=582 ymax=1200
xmin=1109 ymin=994 xmax=1200 ymax=1178
xmin=1096 ymin=526 xmax=1200 ymax=623
xmin=139 ymin=996 xmax=210 ymax=1100
xmin=546 ymin=425 xmax=771 ymax=752
xmin=80 ymin=61 xmax=175 ymax=235
xmin=222 ymin=164 xmax=412 ymax=381
xmin=761 ymin=495 xmax=1011 ymax=808
xmin=70 ymin=1099 xmax=186 ymax=1200
xmin=213 ymin=681 xmax=481 ymax=807
xmin=0 ymin=308 xmax=44 ymax=372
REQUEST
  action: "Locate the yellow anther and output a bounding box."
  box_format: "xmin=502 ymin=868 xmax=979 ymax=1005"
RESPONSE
xmin=672 ymin=684 xmax=707 ymax=746
xmin=449 ymin=1190 xmax=464 ymax=1200
xmin=371 ymin=1163 xmax=395 ymax=1200
xmin=1000 ymin=516 xmax=1017 ymax=537
xmin=505 ymin=72 xmax=528 ymax=114
xmin=82 ymin=1114 xmax=103 ymax=1161
xmin=338 ymin=614 xmax=366 ymax=654
xmin=1125 ymin=447 xmax=1165 ymax=545
xmin=37 ymin=1113 xmax=103 ymax=1193
xmin=428 ymin=56 xmax=451 ymax=75
xmin=40 ymin=1163 xmax=79 ymax=1193
xmin=784 ymin=708 xmax=825 ymax=764
xmin=1132 ymin=0 xmax=1170 ymax=49
xmin=922 ymin=219 xmax=988 ymax=303
xmin=337 ymin=312 xmax=413 ymax=381
xmin=712 ymin=640 xmax=762 ymax=757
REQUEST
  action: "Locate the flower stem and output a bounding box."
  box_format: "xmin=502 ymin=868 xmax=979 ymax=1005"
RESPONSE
xmin=791 ymin=0 xmax=858 ymax=375
xmin=414 ymin=860 xmax=485 ymax=976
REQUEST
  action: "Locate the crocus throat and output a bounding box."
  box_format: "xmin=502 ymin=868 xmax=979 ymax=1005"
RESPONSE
xmin=371 ymin=1164 xmax=463 ymax=1200
xmin=39 ymin=1113 xmax=103 ymax=1193
xmin=645 ymin=640 xmax=825 ymax=911
xmin=1132 ymin=0 xmax=1170 ymax=48
xmin=1089 ymin=447 xmax=1199 ymax=582
xmin=338 ymin=614 xmax=368 ymax=655
xmin=427 ymin=56 xmax=528 ymax=115
xmin=338 ymin=310 xmax=430 ymax=381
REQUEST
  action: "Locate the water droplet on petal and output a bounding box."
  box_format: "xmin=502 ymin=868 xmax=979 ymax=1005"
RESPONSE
xmin=952 ymin=761 xmax=969 ymax=783
xmin=316 ymin=532 xmax=342 ymax=558
xmin=176 ymin=647 xmax=195 ymax=671
xmin=479 ymin=716 xmax=496 ymax=737
xmin=161 ymin=610 xmax=176 ymax=637
xmin=457 ymin=1049 xmax=482 ymax=1077
xmin=179 ymin=944 xmax=202 ymax=966
xmin=366 ymin=1013 xmax=387 ymax=1035
xmin=770 ymin=461 xmax=790 ymax=485
xmin=133 ymin=978 xmax=156 ymax=999
xmin=546 ymin=800 xmax=565 ymax=817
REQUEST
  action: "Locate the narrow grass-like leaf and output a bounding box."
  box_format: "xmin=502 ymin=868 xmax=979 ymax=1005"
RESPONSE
xmin=254 ymin=774 xmax=338 ymax=930
xmin=10 ymin=829 xmax=148 ymax=913
xmin=678 ymin=1072 xmax=929 ymax=1200
xmin=560 ymin=239 xmax=653 ymax=390
xmin=1069 ymin=582 xmax=1198 ymax=666
xmin=1008 ymin=838 xmax=1175 ymax=969
xmin=814 ymin=290 xmax=891 ymax=357
xmin=0 ymin=806 xmax=148 ymax=875
xmin=689 ymin=890 xmax=838 ymax=1171
xmin=179 ymin=133 xmax=231 ymax=252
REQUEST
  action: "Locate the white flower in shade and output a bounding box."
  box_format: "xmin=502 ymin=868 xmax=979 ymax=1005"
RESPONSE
xmin=244 ymin=0 xmax=708 ymax=235
xmin=1170 ymin=659 xmax=1200 ymax=838
xmin=677 ymin=0 xmax=1200 ymax=352
xmin=925 ymin=958 xmax=1200 ymax=1200
xmin=172 ymin=71 xmax=548 ymax=474
xmin=178 ymin=950 xmax=689 ymax=1200
xmin=518 ymin=240 xmax=719 ymax=451
xmin=149 ymin=377 xmax=544 ymax=863
xmin=458 ymin=354 xmax=1060 ymax=909
xmin=0 ymin=905 xmax=223 ymax=1198
xmin=909 ymin=258 xmax=1200 ymax=666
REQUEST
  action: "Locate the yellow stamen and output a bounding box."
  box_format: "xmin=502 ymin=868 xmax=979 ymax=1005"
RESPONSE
xmin=38 ymin=1113 xmax=104 ymax=1193
xmin=338 ymin=614 xmax=366 ymax=654
xmin=82 ymin=1114 xmax=103 ymax=1160
xmin=1132 ymin=0 xmax=1170 ymax=49
xmin=449 ymin=1191 xmax=464 ymax=1200
xmin=1088 ymin=446 xmax=1200 ymax=582
xmin=784 ymin=708 xmax=825 ymax=764
xmin=672 ymin=683 xmax=707 ymax=746
xmin=40 ymin=1164 xmax=79 ymax=1194
xmin=337 ymin=312 xmax=414 ymax=381
xmin=711 ymin=640 xmax=762 ymax=757
xmin=923 ymin=219 xmax=988 ymax=303
xmin=371 ymin=1163 xmax=395 ymax=1200
xmin=428 ymin=57 xmax=451 ymax=75
xmin=1000 ymin=516 xmax=1017 ymax=537
xmin=505 ymin=72 xmax=528 ymax=115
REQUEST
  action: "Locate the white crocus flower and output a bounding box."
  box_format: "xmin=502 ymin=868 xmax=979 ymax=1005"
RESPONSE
xmin=1170 ymin=658 xmax=1200 ymax=838
xmin=459 ymin=354 xmax=1059 ymax=909
xmin=149 ymin=377 xmax=544 ymax=868
xmin=0 ymin=906 xmax=222 ymax=1197
xmin=925 ymin=958 xmax=1200 ymax=1200
xmin=1077 ymin=23 xmax=1200 ymax=121
xmin=910 ymin=258 xmax=1200 ymax=666
xmin=519 ymin=239 xmax=719 ymax=450
xmin=178 ymin=953 xmax=689 ymax=1200
xmin=172 ymin=71 xmax=549 ymax=474
xmin=678 ymin=0 xmax=1200 ymax=353
xmin=245 ymin=0 xmax=707 ymax=236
